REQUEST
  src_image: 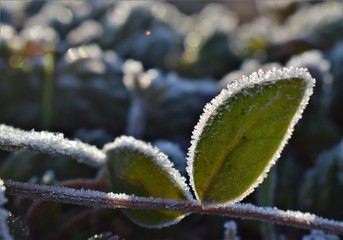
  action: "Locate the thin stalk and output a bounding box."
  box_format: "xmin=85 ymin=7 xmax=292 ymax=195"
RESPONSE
xmin=125 ymin=97 xmax=148 ymax=138
xmin=4 ymin=180 xmax=343 ymax=235
xmin=42 ymin=52 xmax=54 ymax=130
xmin=257 ymin=166 xmax=277 ymax=239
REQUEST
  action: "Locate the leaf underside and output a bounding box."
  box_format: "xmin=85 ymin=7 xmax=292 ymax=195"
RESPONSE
xmin=106 ymin=141 xmax=191 ymax=228
xmin=192 ymin=77 xmax=309 ymax=204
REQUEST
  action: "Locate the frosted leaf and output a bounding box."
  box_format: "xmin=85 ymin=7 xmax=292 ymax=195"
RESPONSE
xmin=103 ymin=136 xmax=193 ymax=201
xmin=122 ymin=59 xmax=143 ymax=75
xmin=0 ymin=124 xmax=106 ymax=168
xmin=234 ymin=17 xmax=277 ymax=53
xmin=286 ymin=51 xmax=330 ymax=73
xmin=122 ymin=59 xmax=144 ymax=91
xmin=67 ymin=20 xmax=103 ymax=46
xmin=191 ymin=3 xmax=238 ymax=38
xmin=65 ymin=44 xmax=103 ymax=63
xmin=280 ymin=1 xmax=342 ymax=42
xmin=21 ymin=25 xmax=58 ymax=45
xmin=187 ymin=67 xmax=315 ymax=204
xmin=104 ymin=136 xmax=193 ymax=228
xmin=0 ymin=179 xmax=13 ymax=240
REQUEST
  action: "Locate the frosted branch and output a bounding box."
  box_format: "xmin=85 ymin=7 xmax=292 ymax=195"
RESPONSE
xmin=4 ymin=180 xmax=343 ymax=236
xmin=0 ymin=124 xmax=106 ymax=168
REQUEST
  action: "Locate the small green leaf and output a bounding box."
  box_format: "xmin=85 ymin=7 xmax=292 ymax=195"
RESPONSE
xmin=187 ymin=67 xmax=315 ymax=205
xmin=104 ymin=136 xmax=193 ymax=228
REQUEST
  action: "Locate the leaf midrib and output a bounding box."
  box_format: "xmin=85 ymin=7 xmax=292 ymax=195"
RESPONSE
xmin=200 ymin=114 xmax=259 ymax=202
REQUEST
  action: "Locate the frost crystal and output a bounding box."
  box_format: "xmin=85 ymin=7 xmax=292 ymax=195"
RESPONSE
xmin=187 ymin=67 xmax=315 ymax=203
xmin=103 ymin=136 xmax=194 ymax=201
xmin=0 ymin=124 xmax=106 ymax=168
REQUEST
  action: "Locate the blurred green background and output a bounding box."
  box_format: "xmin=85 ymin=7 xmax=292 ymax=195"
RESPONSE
xmin=0 ymin=1 xmax=343 ymax=239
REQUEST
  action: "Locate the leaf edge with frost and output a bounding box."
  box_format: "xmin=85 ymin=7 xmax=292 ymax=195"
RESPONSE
xmin=103 ymin=136 xmax=194 ymax=228
xmin=0 ymin=124 xmax=106 ymax=168
xmin=186 ymin=67 xmax=315 ymax=205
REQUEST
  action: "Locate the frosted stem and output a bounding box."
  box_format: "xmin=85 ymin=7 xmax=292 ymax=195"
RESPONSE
xmin=0 ymin=124 xmax=106 ymax=168
xmin=4 ymin=180 xmax=343 ymax=235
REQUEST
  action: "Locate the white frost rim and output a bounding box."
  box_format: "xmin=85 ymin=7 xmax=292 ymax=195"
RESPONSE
xmin=186 ymin=67 xmax=315 ymax=205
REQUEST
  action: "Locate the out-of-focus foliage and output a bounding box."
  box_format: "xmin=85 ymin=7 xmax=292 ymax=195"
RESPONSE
xmin=1 ymin=0 xmax=343 ymax=239
xmin=298 ymin=139 xmax=343 ymax=220
xmin=302 ymin=230 xmax=339 ymax=240
xmin=7 ymin=214 xmax=30 ymax=240
xmin=0 ymin=152 xmax=96 ymax=182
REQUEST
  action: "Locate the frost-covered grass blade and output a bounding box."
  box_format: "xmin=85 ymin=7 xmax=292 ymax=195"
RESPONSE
xmin=104 ymin=136 xmax=193 ymax=228
xmin=187 ymin=67 xmax=315 ymax=205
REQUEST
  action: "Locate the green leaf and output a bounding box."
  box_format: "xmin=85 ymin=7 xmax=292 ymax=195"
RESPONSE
xmin=187 ymin=67 xmax=315 ymax=205
xmin=104 ymin=136 xmax=193 ymax=228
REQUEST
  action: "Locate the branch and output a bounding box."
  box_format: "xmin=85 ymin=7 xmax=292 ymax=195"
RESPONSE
xmin=0 ymin=124 xmax=106 ymax=168
xmin=4 ymin=180 xmax=343 ymax=235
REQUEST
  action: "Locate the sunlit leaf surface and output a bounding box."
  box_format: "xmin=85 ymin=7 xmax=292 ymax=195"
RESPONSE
xmin=187 ymin=67 xmax=315 ymax=205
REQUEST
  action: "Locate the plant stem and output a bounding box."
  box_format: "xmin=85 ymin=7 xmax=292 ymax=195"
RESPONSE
xmin=4 ymin=180 xmax=343 ymax=235
xmin=125 ymin=96 xmax=148 ymax=138
xmin=42 ymin=52 xmax=55 ymax=130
